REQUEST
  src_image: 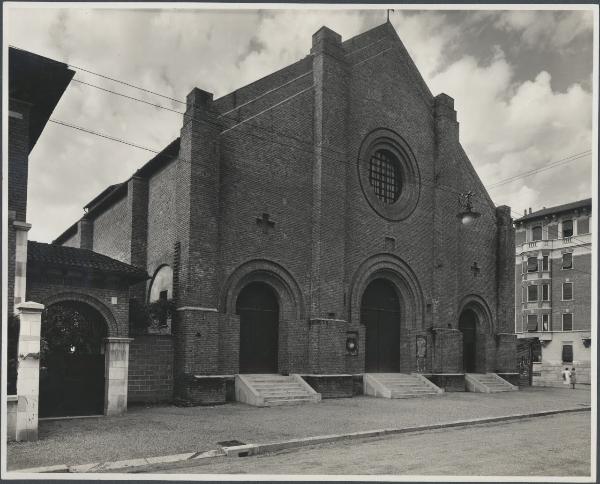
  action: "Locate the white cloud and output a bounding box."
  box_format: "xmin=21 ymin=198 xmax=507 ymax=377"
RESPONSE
xmin=5 ymin=7 xmax=594 ymax=240
xmin=494 ymin=10 xmax=593 ymax=50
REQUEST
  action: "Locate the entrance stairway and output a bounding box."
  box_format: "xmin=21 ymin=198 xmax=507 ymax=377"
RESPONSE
xmin=235 ymin=374 xmax=321 ymax=407
xmin=465 ymin=373 xmax=518 ymax=393
xmin=364 ymin=373 xmax=443 ymax=399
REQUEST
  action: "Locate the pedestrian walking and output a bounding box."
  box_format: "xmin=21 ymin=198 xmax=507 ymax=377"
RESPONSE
xmin=570 ymin=367 xmax=577 ymax=389
xmin=561 ymin=367 xmax=571 ymax=386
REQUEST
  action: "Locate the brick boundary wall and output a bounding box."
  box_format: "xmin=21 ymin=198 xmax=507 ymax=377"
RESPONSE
xmin=128 ymin=334 xmax=174 ymax=403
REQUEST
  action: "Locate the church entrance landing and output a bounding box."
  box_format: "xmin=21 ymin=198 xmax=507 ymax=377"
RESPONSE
xmin=39 ymin=301 xmax=107 ymax=418
xmin=361 ymin=278 xmax=400 ymax=373
xmin=237 ymin=281 xmax=279 ymax=374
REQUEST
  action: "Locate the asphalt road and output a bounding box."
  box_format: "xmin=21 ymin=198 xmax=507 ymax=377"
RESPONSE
xmin=153 ymin=412 xmax=592 ymax=477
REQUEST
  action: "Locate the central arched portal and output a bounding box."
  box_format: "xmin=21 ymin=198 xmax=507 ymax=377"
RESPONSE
xmin=459 ymin=309 xmax=478 ymax=372
xmin=361 ymin=278 xmax=401 ymax=372
xmin=237 ymin=281 xmax=279 ymax=373
xmin=39 ymin=301 xmax=107 ymax=417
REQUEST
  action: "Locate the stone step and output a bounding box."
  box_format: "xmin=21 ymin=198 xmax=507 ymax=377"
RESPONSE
xmin=265 ymin=398 xmax=317 ymax=407
xmin=264 ymin=395 xmax=315 ymax=402
xmin=390 ymin=392 xmax=439 ymax=399
xmin=258 ymin=391 xmax=310 ymax=397
xmin=252 ymin=383 xmax=302 ymax=389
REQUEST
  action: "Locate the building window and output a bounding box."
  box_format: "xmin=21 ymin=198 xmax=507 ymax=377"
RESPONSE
xmin=527 ymin=257 xmax=538 ymax=273
xmin=547 ymin=224 xmax=558 ymax=240
xmin=562 ymin=220 xmax=573 ymax=238
xmin=527 ymin=314 xmax=538 ymax=332
xmin=542 ymin=284 xmax=549 ymax=301
xmin=542 ymin=314 xmax=550 ymax=331
xmin=368 ymin=149 xmax=401 ymax=204
xmin=527 ymin=285 xmax=538 ymax=302
xmin=562 ymin=283 xmax=573 ymax=300
xmin=562 ymin=253 xmax=572 ymax=269
xmin=542 ymin=255 xmax=549 ymax=271
xmin=532 ymin=226 xmax=543 ymax=241
xmin=578 ymin=216 xmax=589 ymax=235
xmin=562 ymin=313 xmax=573 ymax=331
xmin=562 ymin=344 xmax=573 ymax=362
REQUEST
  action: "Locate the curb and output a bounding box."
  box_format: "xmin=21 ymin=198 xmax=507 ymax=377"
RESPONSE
xmin=12 ymin=406 xmax=590 ymax=474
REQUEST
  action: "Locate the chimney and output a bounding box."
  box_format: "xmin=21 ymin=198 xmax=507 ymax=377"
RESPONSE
xmin=528 ymin=207 xmax=532 ymax=214
xmin=523 ymin=209 xmax=527 ymax=216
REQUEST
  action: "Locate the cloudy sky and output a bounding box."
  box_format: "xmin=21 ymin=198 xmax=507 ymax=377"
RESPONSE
xmin=5 ymin=6 xmax=595 ymax=242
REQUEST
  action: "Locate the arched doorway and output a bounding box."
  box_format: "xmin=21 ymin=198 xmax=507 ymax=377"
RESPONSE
xmin=361 ymin=278 xmax=401 ymax=372
xmin=459 ymin=309 xmax=478 ymax=373
xmin=237 ymin=282 xmax=279 ymax=373
xmin=39 ymin=301 xmax=107 ymax=417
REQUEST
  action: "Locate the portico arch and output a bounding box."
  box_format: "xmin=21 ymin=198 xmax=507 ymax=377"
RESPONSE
xmin=41 ymin=292 xmax=119 ymax=337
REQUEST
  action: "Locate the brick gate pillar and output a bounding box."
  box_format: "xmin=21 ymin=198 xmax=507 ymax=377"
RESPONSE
xmin=15 ymin=301 xmax=44 ymax=442
xmin=104 ymin=337 xmax=133 ymax=416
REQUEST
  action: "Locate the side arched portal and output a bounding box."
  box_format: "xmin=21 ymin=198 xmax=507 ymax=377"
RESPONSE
xmin=457 ymin=295 xmax=494 ymax=373
xmin=40 ymin=300 xmax=108 ymax=417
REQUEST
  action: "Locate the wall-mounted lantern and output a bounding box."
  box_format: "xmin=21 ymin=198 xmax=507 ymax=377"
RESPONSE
xmin=456 ymin=191 xmax=481 ymax=225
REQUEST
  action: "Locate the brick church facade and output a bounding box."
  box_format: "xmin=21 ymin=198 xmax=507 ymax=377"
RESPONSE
xmin=55 ymin=22 xmax=517 ymax=404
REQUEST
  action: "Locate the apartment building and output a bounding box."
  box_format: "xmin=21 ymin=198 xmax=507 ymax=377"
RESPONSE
xmin=514 ymin=198 xmax=592 ymax=386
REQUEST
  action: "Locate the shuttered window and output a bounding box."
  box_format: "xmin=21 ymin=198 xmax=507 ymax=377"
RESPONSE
xmin=532 ymin=226 xmax=543 ymax=241
xmin=578 ymin=217 xmax=589 ymax=235
xmin=515 ymin=230 xmax=526 ymax=245
xmin=527 ymin=257 xmax=538 ymax=272
xmin=562 ymin=283 xmax=573 ymax=300
xmin=547 ymin=225 xmax=558 ymax=240
xmin=562 ymin=253 xmax=573 ymax=269
xmin=528 ymin=285 xmax=538 ymax=302
xmin=562 ymin=313 xmax=573 ymax=331
xmin=561 ymin=344 xmax=573 ymax=363
xmin=527 ymin=314 xmax=538 ymax=331
xmin=562 ymin=220 xmax=573 ymax=238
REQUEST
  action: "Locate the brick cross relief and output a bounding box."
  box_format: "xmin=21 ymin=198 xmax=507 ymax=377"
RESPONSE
xmin=471 ymin=261 xmax=480 ymax=277
xmin=256 ymin=213 xmax=275 ymax=234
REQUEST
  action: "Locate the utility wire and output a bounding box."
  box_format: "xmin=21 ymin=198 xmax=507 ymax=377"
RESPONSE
xmin=14 ymin=44 xmax=592 ymax=210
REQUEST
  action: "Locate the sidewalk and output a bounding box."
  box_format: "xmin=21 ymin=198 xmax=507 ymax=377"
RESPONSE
xmin=6 ymin=387 xmax=591 ymax=471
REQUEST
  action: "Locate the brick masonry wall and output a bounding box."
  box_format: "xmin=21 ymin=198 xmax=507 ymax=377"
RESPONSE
xmin=128 ymin=335 xmax=174 ymax=403
xmin=92 ymin=194 xmax=131 ymax=263
xmin=551 ymin=252 xmax=591 ymax=332
xmin=60 ymin=230 xmax=80 ymax=248
xmin=26 ymin=273 xmax=130 ymax=337
xmin=146 ymin=161 xmax=177 ymax=275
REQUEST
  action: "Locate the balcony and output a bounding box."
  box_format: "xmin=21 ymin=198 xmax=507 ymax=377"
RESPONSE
xmin=516 ymin=233 xmax=591 ymax=254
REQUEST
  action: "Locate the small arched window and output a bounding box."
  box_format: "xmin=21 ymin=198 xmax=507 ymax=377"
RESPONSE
xmin=148 ymin=265 xmax=173 ymax=302
xmin=532 ymin=226 xmax=543 ymax=241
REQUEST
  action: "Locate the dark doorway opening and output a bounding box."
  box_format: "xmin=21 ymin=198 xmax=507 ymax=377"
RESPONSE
xmin=361 ymin=278 xmax=401 ymax=373
xmin=237 ymin=282 xmax=279 ymax=374
xmin=459 ymin=308 xmax=478 ymax=373
xmin=39 ymin=302 xmax=107 ymax=417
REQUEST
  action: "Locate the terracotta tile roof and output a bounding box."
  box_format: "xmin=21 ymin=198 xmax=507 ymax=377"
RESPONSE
xmin=515 ymin=198 xmax=592 ymax=222
xmin=28 ymin=241 xmax=148 ymax=281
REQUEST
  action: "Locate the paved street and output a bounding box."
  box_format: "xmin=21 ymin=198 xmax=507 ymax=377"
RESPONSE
xmin=7 ymin=387 xmax=591 ymax=472
xmin=158 ymin=412 xmax=591 ymax=477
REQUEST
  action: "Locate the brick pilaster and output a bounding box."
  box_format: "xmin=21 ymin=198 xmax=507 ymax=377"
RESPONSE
xmin=496 ymin=205 xmax=515 ymax=334
xmin=309 ymin=27 xmax=349 ymax=321
xmin=174 ymin=88 xmax=221 ymax=396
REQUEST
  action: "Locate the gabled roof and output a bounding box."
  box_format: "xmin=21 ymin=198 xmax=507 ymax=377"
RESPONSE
xmin=28 ymin=241 xmax=148 ymax=281
xmin=9 ymin=47 xmax=75 ymax=151
xmin=515 ymin=198 xmax=592 ymax=223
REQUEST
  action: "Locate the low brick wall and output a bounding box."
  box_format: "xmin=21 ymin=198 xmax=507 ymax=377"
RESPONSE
xmin=175 ymin=375 xmax=227 ymax=406
xmin=533 ymin=362 xmax=591 ymax=387
xmin=301 ymin=375 xmax=353 ymax=398
xmin=7 ymin=395 xmax=17 ymax=441
xmin=423 ymin=374 xmax=466 ymax=392
xmin=128 ymin=334 xmax=174 ymax=403
xmin=497 ymin=373 xmax=519 ymax=387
